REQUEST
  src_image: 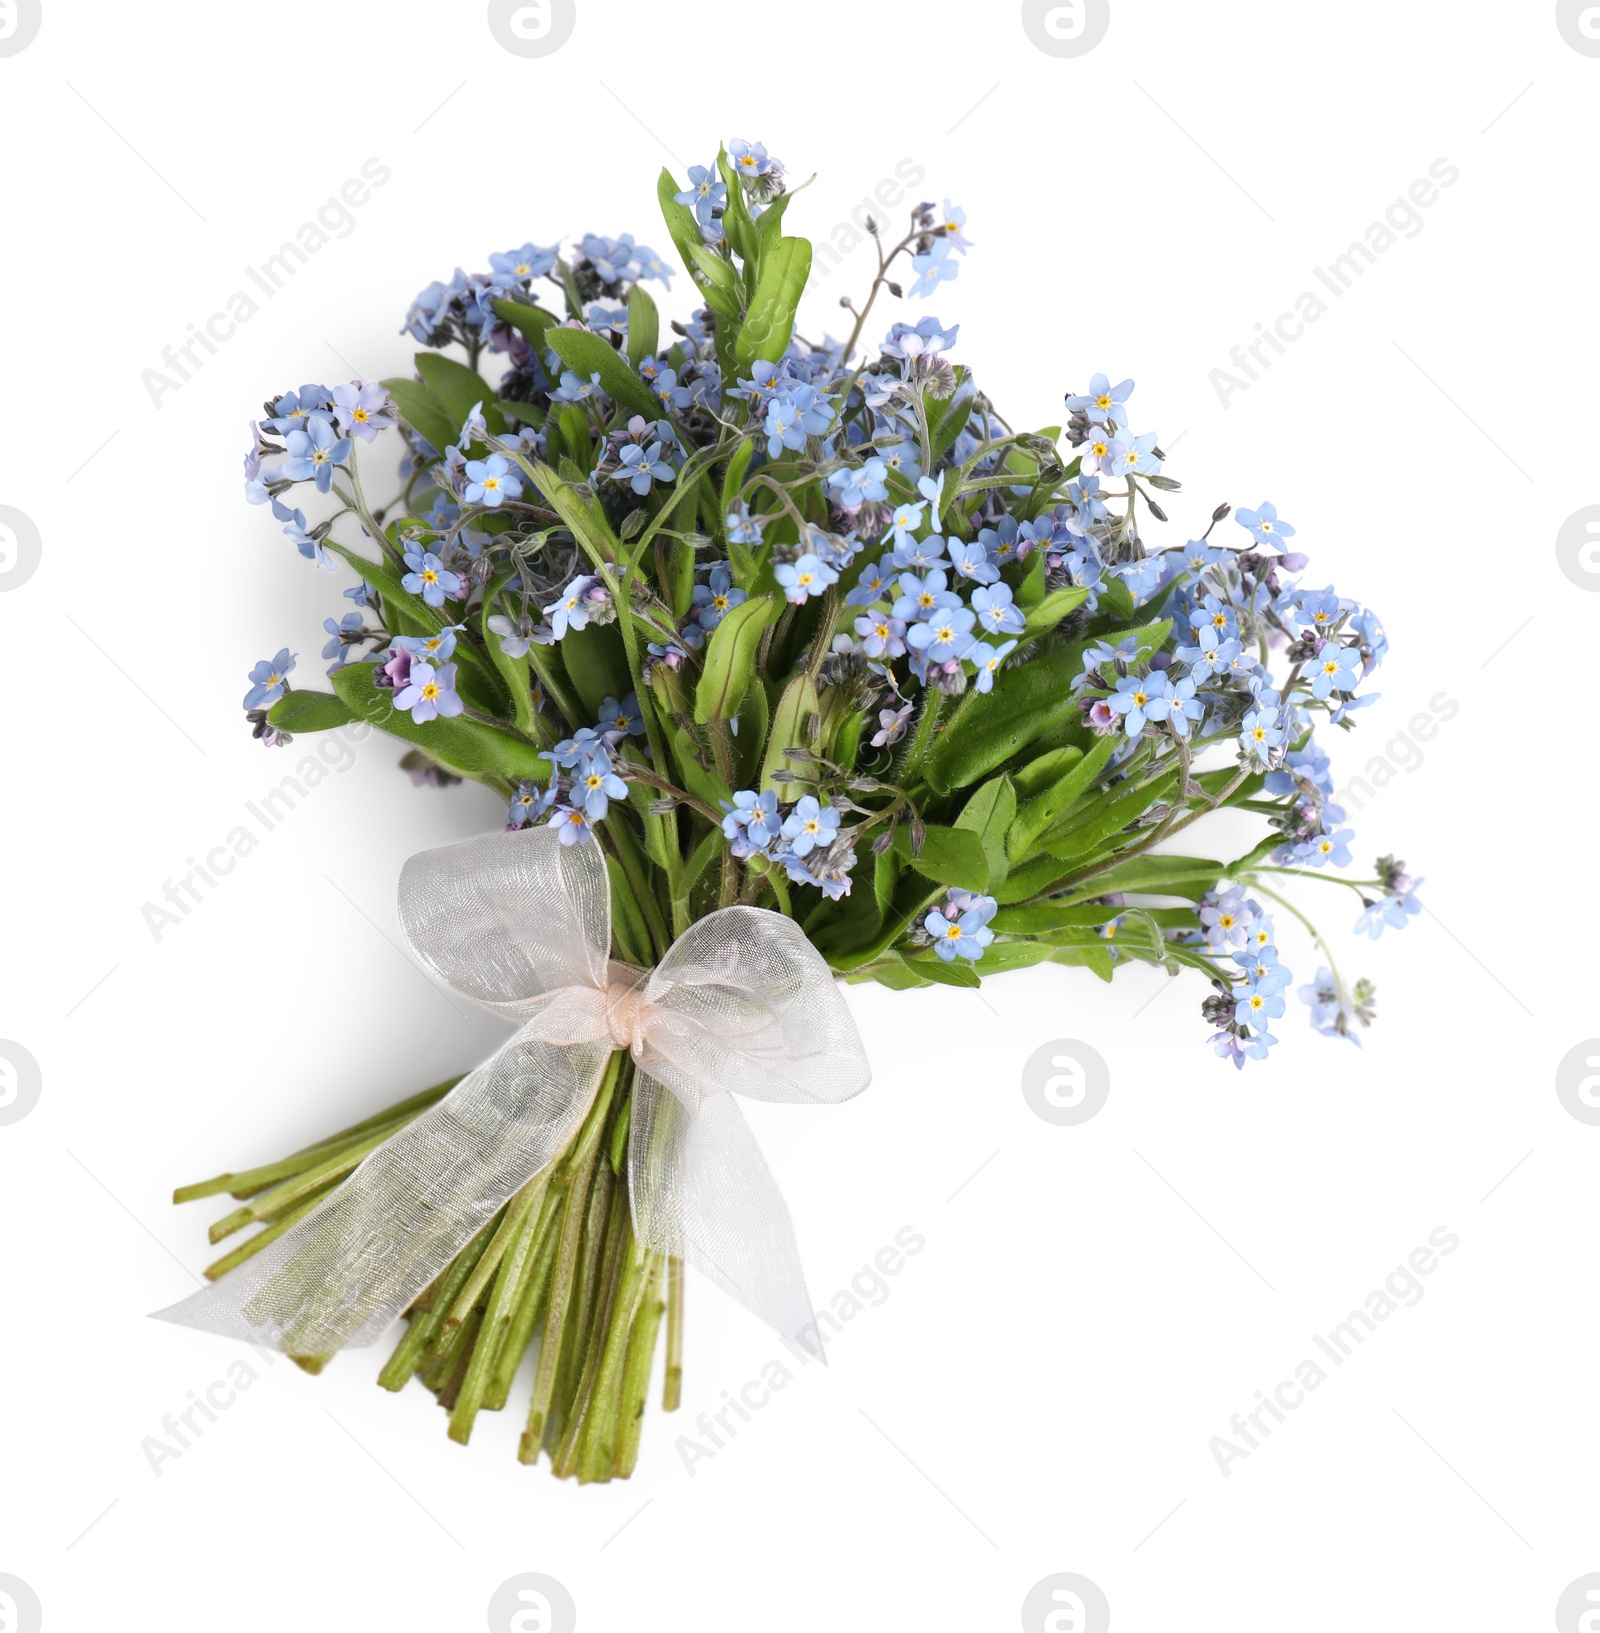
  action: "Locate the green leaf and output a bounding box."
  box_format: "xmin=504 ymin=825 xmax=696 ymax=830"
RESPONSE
xmin=605 ymin=855 xmax=653 ymax=968
xmin=714 ymin=151 xmax=760 ymax=270
xmin=414 ymin=354 xmax=503 ymax=437
xmin=992 ymin=902 xmax=1120 ymax=935
xmin=657 ymin=168 xmax=710 ymax=292
xmin=977 ymin=940 xmax=1058 ymax=974
xmin=1021 ymin=585 xmax=1090 ymax=641
xmin=721 ymin=439 xmax=755 ymax=526
xmin=893 ymin=822 xmax=990 ymax=893
xmin=1016 ymin=547 xmax=1048 ymax=609
xmin=560 ymin=624 xmax=629 ymax=717
xmin=267 ymin=690 xmax=358 ymax=734
xmin=760 ymin=674 xmax=819 ymax=793
xmin=927 ymin=651 xmax=1086 ymax=793
xmin=954 ymin=773 xmax=1016 ymax=889
xmin=904 ymin=951 xmax=982 ymax=989
xmin=1007 ymin=734 xmax=1117 ymax=862
xmin=329 ymin=664 xmax=547 ymax=784
xmin=1101 ymin=575 xmax=1137 ymax=620
xmin=930 ymin=375 xmax=974 ymax=465
xmin=490 ymin=297 xmax=558 ymax=352
xmin=626 ymin=285 xmax=659 ymax=365
xmin=664 ymin=535 xmax=696 ymax=618
xmin=543 ymin=328 xmax=661 ymax=422
xmin=1049 ymin=942 xmax=1115 ymax=982
xmin=733 ymin=676 xmax=769 ymax=786
xmin=735 ymin=237 xmax=812 ymax=371
xmin=380 ymin=377 xmax=454 ymax=456
xmin=670 ymin=727 xmax=733 ymax=816
xmin=694 ymin=594 xmax=778 ymax=724
xmin=1061 ymin=854 xmax=1226 ymax=901
xmin=1012 ymin=744 xmax=1082 ymax=801
xmin=1043 ymin=768 xmax=1180 ymax=865
xmin=841 ymin=950 xmax=933 ymax=990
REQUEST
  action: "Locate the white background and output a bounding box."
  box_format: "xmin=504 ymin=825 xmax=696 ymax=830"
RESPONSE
xmin=1 ymin=2 xmax=1594 ymax=1629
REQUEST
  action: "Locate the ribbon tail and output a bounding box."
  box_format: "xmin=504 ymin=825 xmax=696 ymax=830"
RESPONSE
xmin=152 ymin=1032 xmax=611 ymax=1358
xmin=628 ymin=1074 xmax=827 ymax=1362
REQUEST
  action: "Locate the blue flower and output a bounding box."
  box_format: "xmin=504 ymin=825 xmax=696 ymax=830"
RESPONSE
xmin=1066 ymin=373 xmax=1135 ymax=427
xmin=726 ymin=502 xmax=764 ymax=544
xmin=264 ymin=384 xmax=332 ymax=436
xmin=721 ymin=788 xmax=781 ymax=854
xmin=508 ymin=779 xmax=557 ymax=828
xmin=923 ymin=906 xmax=994 ymax=962
xmin=329 ymin=382 xmax=394 ymax=443
xmin=1240 ymin=707 xmax=1284 ymax=761
xmin=396 ymin=627 xmax=463 ymax=664
xmin=774 ymin=553 xmax=837 ymax=604
xmin=780 ymin=795 xmax=839 ymax=858
xmin=402 ymin=548 xmax=464 ymax=607
xmin=489 ymin=241 xmax=559 ymax=282
xmin=891 ymin=568 xmax=959 ymax=622
xmin=272 ymin=501 xmax=334 ymax=572
xmin=1354 ymin=884 xmax=1422 ymax=938
xmin=1298 ymin=966 xmax=1360 ymax=1046
xmin=543 ymin=727 xmax=610 ymax=770
xmin=544 ymin=574 xmax=603 ymax=638
xmin=394 ymin=660 xmax=463 ymax=724
xmin=550 ymin=806 xmax=595 ymax=846
xmin=977 ymin=516 xmax=1021 ymax=568
xmin=971 ymin=638 xmax=1018 ymax=693
xmin=946 ymin=535 xmax=999 ymax=584
xmin=1189 ymin=593 xmax=1237 ymax=639
xmin=1307 ymin=642 xmax=1361 ymax=700
xmin=847 ymin=554 xmax=897 ymax=609
xmin=935 ymin=199 xmax=973 ymax=255
xmin=908 ymin=238 xmax=959 ymax=299
xmin=1115 ymin=431 xmax=1162 ymax=478
xmin=243 ymin=648 xmax=295 ymax=710
xmin=597 ymin=692 xmax=646 ymax=740
xmin=827 ymin=458 xmax=890 ymax=510
xmin=1176 ymin=623 xmax=1241 ymax=678
xmin=322 ymin=613 xmax=367 ymax=670
xmin=971 ymin=582 xmax=1026 ymax=637
xmin=344 ymin=579 xmax=378 ymax=607
xmin=555 ymin=370 xmax=604 ymax=404
xmin=855 ymin=612 xmax=908 ymax=659
xmin=675 ymin=164 xmax=728 ymax=225
xmin=1109 ymin=672 xmax=1163 ymax=735
xmin=615 ymin=440 xmax=677 ymax=495
xmin=1304 ymin=827 xmax=1355 ymax=868
xmin=572 ymin=752 xmax=629 ymax=821
xmin=1235 ymin=501 xmax=1296 ymax=550
xmin=907 ymin=603 xmax=977 ymax=663
xmin=463 ymin=454 xmax=523 ymax=507
xmin=892 ymin=531 xmax=948 ymax=572
xmin=282 ymin=416 xmax=352 ymax=493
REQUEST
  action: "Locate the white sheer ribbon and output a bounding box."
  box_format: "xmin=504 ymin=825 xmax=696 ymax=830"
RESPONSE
xmin=153 ymin=827 xmax=871 ymax=1358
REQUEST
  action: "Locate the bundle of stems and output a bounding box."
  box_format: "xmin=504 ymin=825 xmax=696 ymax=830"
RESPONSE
xmin=173 ymin=1056 xmax=683 ymax=1481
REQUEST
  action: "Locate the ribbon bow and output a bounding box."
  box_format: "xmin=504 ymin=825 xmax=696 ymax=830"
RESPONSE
xmin=156 ymin=827 xmax=871 ymax=1357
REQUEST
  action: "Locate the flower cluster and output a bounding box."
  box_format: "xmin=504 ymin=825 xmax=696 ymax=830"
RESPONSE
xmin=231 ymin=140 xmax=1418 ymax=1063
xmin=720 ymin=789 xmax=856 ymax=898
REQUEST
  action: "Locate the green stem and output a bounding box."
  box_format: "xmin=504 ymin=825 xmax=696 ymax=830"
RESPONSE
xmin=613 ymin=1252 xmax=667 ymax=1478
xmin=377 ymin=1218 xmax=500 ymax=1392
xmin=521 ymin=1055 xmax=622 ymax=1462
xmin=663 ymin=1256 xmax=684 ymax=1411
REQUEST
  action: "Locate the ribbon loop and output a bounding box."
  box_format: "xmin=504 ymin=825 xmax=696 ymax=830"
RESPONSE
xmin=154 ymin=827 xmax=871 ymax=1358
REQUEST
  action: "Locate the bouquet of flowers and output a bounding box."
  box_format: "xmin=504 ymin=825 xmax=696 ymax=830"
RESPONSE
xmin=162 ymin=139 xmax=1421 ymax=1482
